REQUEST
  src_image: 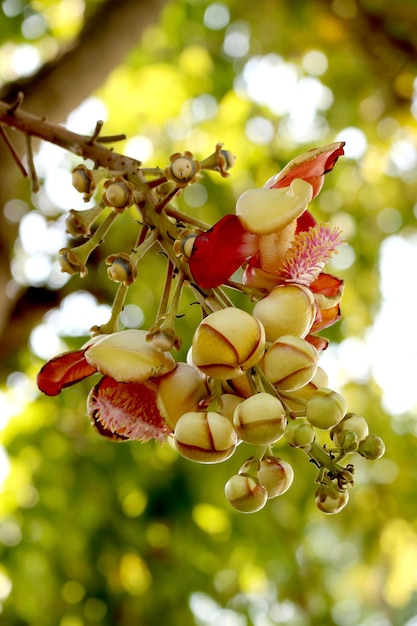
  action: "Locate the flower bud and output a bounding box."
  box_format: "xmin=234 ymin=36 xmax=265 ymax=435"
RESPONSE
xmin=72 ymin=164 xmax=96 ymax=200
xmin=263 ymin=336 xmax=318 ymax=391
xmin=305 ymin=387 xmax=347 ymax=430
xmin=233 ymin=392 xmax=287 ymax=445
xmin=156 ymin=363 xmax=209 ymax=430
xmin=103 ymin=178 xmax=134 ymax=209
xmin=240 ymin=456 xmax=294 ymax=499
xmin=331 ymin=412 xmax=369 ymax=446
xmin=106 ymin=252 xmax=137 ymax=286
xmin=236 ymin=178 xmax=313 ymax=235
xmin=358 ymin=435 xmax=385 ymax=460
xmin=253 ymin=284 xmax=316 ymax=342
xmin=283 ymin=366 xmax=329 ymax=411
xmin=65 ymin=204 xmax=104 ymax=237
xmin=192 ymin=308 xmax=265 ymax=379
xmin=199 ymin=143 xmax=235 ymax=177
xmin=85 ymin=329 xmax=176 ymax=383
xmin=225 ymin=474 xmax=268 ymax=513
xmin=165 ymin=151 xmax=200 ymax=187
xmin=218 ymin=393 xmax=245 ymax=421
xmin=58 ymin=247 xmax=88 ymax=277
xmin=174 ymin=411 xmax=237 ymax=463
xmin=315 ymin=483 xmax=349 ymax=514
xmin=285 ymin=418 xmax=315 ymax=448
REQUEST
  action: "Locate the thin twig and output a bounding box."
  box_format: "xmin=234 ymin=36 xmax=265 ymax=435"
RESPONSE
xmin=25 ymin=134 xmax=39 ymax=192
xmin=0 ymin=124 xmax=28 ymax=178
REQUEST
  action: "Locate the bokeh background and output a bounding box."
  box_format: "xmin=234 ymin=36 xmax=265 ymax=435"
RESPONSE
xmin=1 ymin=1 xmax=417 ymax=624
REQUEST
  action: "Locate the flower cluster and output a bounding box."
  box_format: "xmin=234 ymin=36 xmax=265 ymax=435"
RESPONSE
xmin=37 ymin=141 xmax=384 ymax=514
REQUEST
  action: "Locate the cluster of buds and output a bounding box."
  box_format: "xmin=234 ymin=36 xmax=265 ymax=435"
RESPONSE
xmin=37 ymin=140 xmax=385 ymax=515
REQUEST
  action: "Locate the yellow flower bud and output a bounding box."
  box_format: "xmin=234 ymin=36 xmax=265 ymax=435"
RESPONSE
xmin=85 ymin=329 xmax=176 ymax=383
xmin=315 ymin=483 xmax=349 ymax=514
xmin=174 ymin=411 xmax=237 ymax=463
xmin=156 ymin=363 xmax=209 ymax=430
xmin=240 ymin=456 xmax=294 ymax=499
xmin=233 ymin=392 xmax=287 ymax=445
xmin=283 ymin=366 xmax=329 ymax=411
xmin=235 ymin=178 xmax=313 ymax=235
xmin=285 ymin=418 xmax=315 ymax=448
xmin=192 ymin=308 xmax=265 ymax=379
xmin=331 ymin=412 xmax=369 ymax=446
xmin=225 ymin=474 xmax=268 ymax=513
xmin=218 ymin=393 xmax=245 ymax=421
xmin=358 ymin=435 xmax=385 ymax=460
xmin=252 ymin=284 xmax=316 ymax=342
xmin=263 ymin=336 xmax=318 ymax=391
xmin=306 ymin=387 xmax=347 ymax=430
xmin=103 ymin=178 xmax=134 ymax=210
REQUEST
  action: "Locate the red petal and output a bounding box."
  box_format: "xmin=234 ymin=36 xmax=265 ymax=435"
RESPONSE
xmin=265 ymin=142 xmax=345 ymax=199
xmin=306 ymin=334 xmax=329 ymax=351
xmin=37 ymin=350 xmax=97 ymax=396
xmin=296 ymin=210 xmax=316 ymax=233
xmin=87 ymin=376 xmax=171 ymax=442
xmin=189 ymin=214 xmax=259 ymax=288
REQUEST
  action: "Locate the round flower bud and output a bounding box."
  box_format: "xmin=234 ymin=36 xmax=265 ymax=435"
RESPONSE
xmin=358 ymin=435 xmax=385 ymax=460
xmin=252 ymin=284 xmax=316 ymax=342
xmin=331 ymin=412 xmax=369 ymax=447
xmin=240 ymin=456 xmax=294 ymax=499
xmin=233 ymin=392 xmax=287 ymax=445
xmin=72 ymin=164 xmax=96 ymax=199
xmin=263 ymin=336 xmax=318 ymax=391
xmin=236 ymin=179 xmax=313 ymax=235
xmin=85 ymin=329 xmax=176 ymax=383
xmin=174 ymin=411 xmax=237 ymax=463
xmin=285 ymin=418 xmax=315 ymax=448
xmin=315 ymin=483 xmax=349 ymax=515
xmin=106 ymin=252 xmax=137 ymax=286
xmin=156 ymin=363 xmax=209 ymax=430
xmin=283 ymin=366 xmax=329 ymax=411
xmin=192 ymin=308 xmax=265 ymax=379
xmin=225 ymin=474 xmax=268 ymax=513
xmin=218 ymin=393 xmax=245 ymax=421
xmin=103 ymin=179 xmax=134 ymax=209
xmin=305 ymin=387 xmax=347 ymax=430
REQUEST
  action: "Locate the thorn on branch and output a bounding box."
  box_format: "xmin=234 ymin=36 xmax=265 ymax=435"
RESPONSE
xmin=87 ymin=120 xmax=104 ymax=145
xmin=6 ymin=91 xmax=24 ymax=115
xmin=0 ymin=124 xmax=28 ymax=179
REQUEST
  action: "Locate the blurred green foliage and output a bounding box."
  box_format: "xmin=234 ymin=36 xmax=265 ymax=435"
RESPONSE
xmin=1 ymin=0 xmax=417 ymax=624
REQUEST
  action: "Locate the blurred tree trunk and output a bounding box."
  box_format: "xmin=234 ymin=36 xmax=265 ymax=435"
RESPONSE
xmin=0 ymin=0 xmax=167 ymax=371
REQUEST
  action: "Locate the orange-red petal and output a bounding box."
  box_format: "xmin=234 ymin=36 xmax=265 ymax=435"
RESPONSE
xmin=265 ymin=142 xmax=345 ymax=199
xmin=87 ymin=376 xmax=171 ymax=442
xmin=37 ymin=350 xmax=97 ymax=396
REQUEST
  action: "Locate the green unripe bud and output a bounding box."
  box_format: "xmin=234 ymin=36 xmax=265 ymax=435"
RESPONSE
xmin=233 ymin=392 xmax=287 ymax=445
xmin=334 ymin=430 xmax=359 ymax=452
xmin=225 ymin=474 xmax=268 ymax=513
xmin=174 ymin=411 xmax=237 ymax=463
xmin=315 ymin=483 xmax=349 ymax=514
xmin=306 ymin=387 xmax=347 ymax=430
xmin=331 ymin=412 xmax=369 ymax=446
xmin=285 ymin=418 xmax=315 ymax=449
xmin=358 ymin=435 xmax=385 ymax=460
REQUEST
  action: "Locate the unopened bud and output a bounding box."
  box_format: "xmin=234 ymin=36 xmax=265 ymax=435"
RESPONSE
xmin=106 ymin=252 xmax=137 ymax=286
xmin=358 ymin=434 xmax=385 ymax=460
xmin=233 ymin=392 xmax=287 ymax=445
xmin=156 ymin=363 xmax=209 ymax=430
xmin=174 ymin=411 xmax=237 ymax=463
xmin=103 ymin=178 xmax=134 ymax=210
xmin=263 ymin=335 xmax=318 ymax=391
xmin=192 ymin=308 xmax=265 ymax=379
xmin=225 ymin=473 xmax=268 ymax=513
xmin=305 ymin=387 xmax=347 ymax=430
xmin=285 ymin=418 xmax=315 ymax=449
xmin=315 ymin=483 xmax=349 ymax=514
xmin=240 ymin=456 xmax=294 ymax=499
xmin=253 ymin=283 xmax=316 ymax=342
xmin=165 ymin=151 xmax=200 ymax=188
xmin=72 ymin=164 xmax=96 ymax=200
xmin=331 ymin=412 xmax=369 ymax=446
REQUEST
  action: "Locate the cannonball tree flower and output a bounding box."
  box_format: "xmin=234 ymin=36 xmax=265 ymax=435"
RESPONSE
xmin=188 ymin=142 xmax=345 ymax=290
xmin=37 ymin=330 xmax=177 ymax=442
